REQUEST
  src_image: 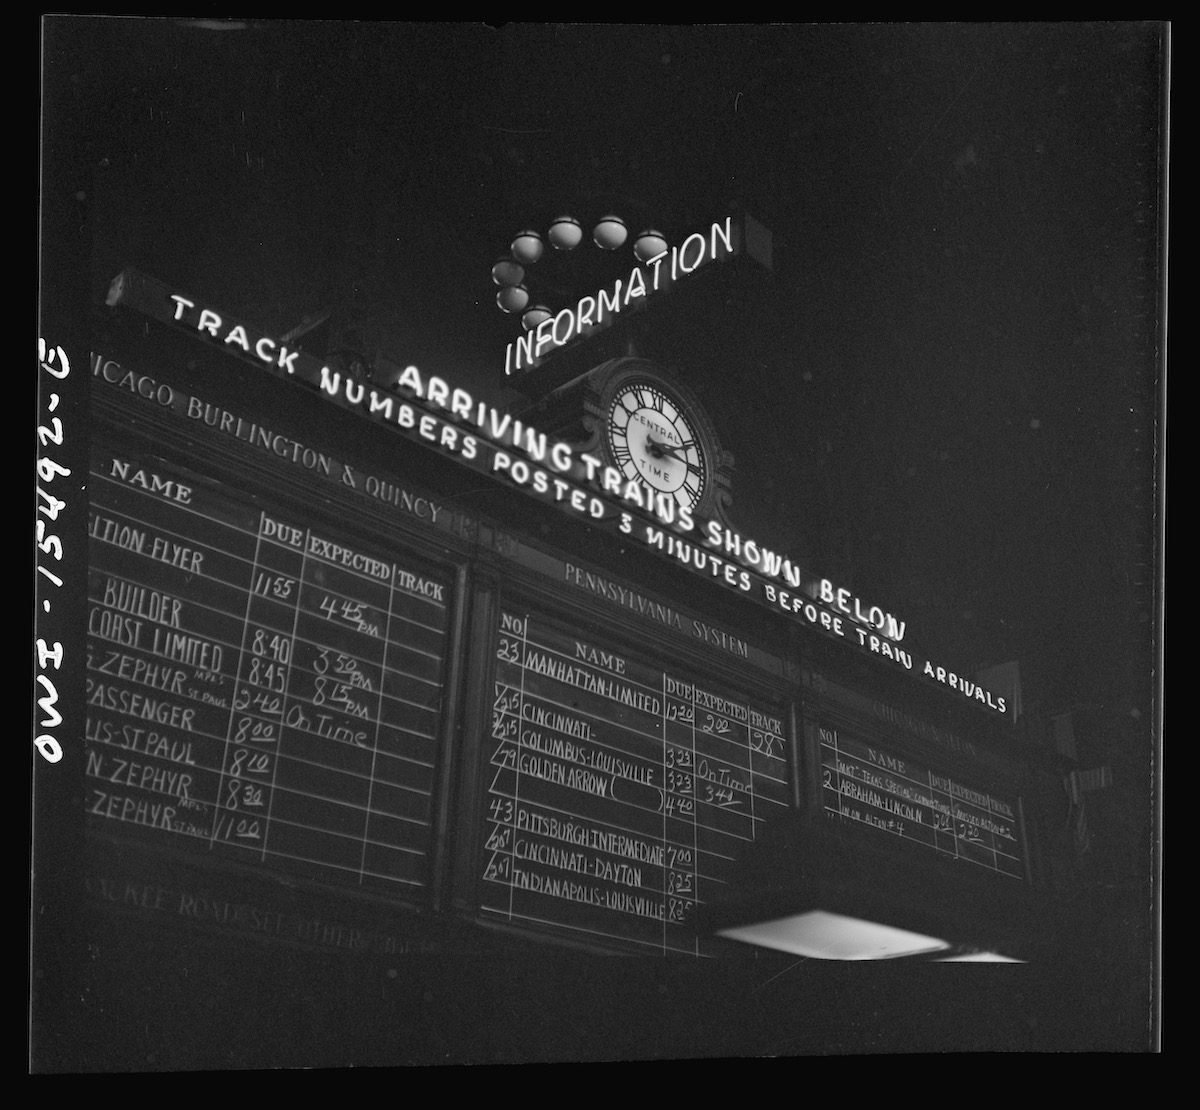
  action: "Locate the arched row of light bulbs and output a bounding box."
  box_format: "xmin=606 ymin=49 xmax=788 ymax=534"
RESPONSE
xmin=491 ymin=215 xmax=670 ymax=331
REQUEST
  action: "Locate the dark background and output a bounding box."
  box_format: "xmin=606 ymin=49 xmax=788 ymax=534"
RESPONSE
xmin=37 ymin=19 xmax=1165 ymax=1062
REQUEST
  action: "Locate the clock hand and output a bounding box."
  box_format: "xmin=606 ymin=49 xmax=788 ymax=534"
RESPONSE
xmin=646 ymin=435 xmax=687 ymax=462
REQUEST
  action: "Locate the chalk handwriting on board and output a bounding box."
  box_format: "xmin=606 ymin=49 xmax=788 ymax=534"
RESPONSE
xmin=84 ymin=443 xmax=452 ymax=895
xmin=482 ymin=607 xmax=789 ymax=953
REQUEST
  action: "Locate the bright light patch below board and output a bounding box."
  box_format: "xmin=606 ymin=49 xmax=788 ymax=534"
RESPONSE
xmin=718 ymin=910 xmax=952 ymax=960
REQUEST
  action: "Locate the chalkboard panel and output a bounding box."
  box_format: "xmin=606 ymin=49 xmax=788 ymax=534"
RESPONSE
xmin=479 ymin=604 xmax=792 ymax=954
xmin=85 ymin=441 xmax=454 ymax=899
xmin=818 ymin=721 xmax=1025 ymax=880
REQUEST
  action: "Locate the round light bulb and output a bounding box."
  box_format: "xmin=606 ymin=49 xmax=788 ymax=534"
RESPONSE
xmin=510 ymin=230 xmax=544 ymax=265
xmin=633 ymin=229 xmax=668 ymax=262
xmin=491 ymin=258 xmax=525 ymax=287
xmin=548 ymin=215 xmax=584 ymax=250
xmin=592 ymin=215 xmax=628 ymax=250
xmin=496 ymin=284 xmax=530 ymax=314
xmin=521 ymin=305 xmax=553 ymax=330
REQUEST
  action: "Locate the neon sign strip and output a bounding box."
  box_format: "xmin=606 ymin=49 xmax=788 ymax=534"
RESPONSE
xmin=105 ymin=270 xmax=1008 ymax=715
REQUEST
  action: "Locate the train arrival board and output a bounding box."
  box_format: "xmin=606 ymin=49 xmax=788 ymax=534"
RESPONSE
xmin=818 ymin=722 xmax=1025 ymax=879
xmin=85 ymin=441 xmax=453 ymax=900
xmin=481 ymin=605 xmax=792 ymax=954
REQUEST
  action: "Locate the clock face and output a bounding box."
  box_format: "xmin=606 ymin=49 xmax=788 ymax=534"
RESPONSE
xmin=606 ymin=381 xmax=707 ymax=511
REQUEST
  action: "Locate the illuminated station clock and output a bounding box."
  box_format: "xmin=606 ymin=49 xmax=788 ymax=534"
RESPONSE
xmin=517 ymin=357 xmax=734 ymax=522
xmin=575 ymin=357 xmax=733 ymax=521
xmin=606 ymin=379 xmax=708 ymax=512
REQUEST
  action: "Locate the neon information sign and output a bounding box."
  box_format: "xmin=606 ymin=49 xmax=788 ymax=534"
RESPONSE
xmin=503 ymin=217 xmax=737 ymax=378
